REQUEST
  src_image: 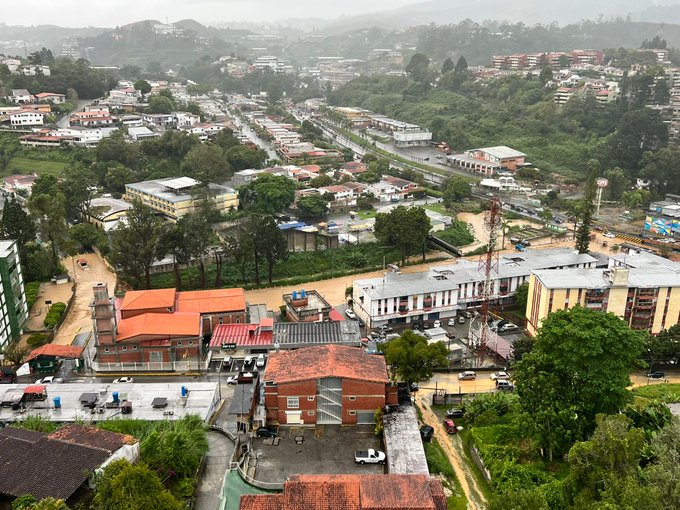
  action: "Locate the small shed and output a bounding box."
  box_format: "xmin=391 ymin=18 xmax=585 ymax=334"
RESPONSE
xmin=25 ymin=344 xmax=85 ymax=374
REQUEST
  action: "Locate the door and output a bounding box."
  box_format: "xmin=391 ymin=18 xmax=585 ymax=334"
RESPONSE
xmin=317 ymin=377 xmax=342 ymax=425
xmin=285 ymin=411 xmax=302 ymax=425
xmin=356 ymin=411 xmax=375 ymax=425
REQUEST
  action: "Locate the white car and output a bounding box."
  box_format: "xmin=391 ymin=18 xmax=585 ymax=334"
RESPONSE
xmin=490 ymin=371 xmax=510 ymax=381
xmin=112 ymin=377 xmax=134 ymax=384
xmin=433 ymin=320 xmax=441 ymax=328
xmin=345 ymin=308 xmax=356 ymax=319
xmin=603 ymin=233 xmax=616 ymax=238
xmin=447 ymin=318 xmax=456 ymax=326
xmin=500 ymin=323 xmax=519 ymax=333
xmin=35 ymin=376 xmax=56 ymax=384
xmin=256 ymin=354 xmax=266 ymax=368
xmin=244 ymin=355 xmax=254 ymax=366
xmin=226 ymin=376 xmax=238 ymax=385
xmin=355 ymin=449 xmax=386 ymax=464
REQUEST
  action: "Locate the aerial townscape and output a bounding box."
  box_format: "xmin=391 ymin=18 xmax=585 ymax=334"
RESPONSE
xmin=3 ymin=0 xmax=680 ymax=509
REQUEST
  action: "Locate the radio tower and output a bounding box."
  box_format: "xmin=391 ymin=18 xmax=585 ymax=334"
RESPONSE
xmin=469 ymin=197 xmax=502 ymax=361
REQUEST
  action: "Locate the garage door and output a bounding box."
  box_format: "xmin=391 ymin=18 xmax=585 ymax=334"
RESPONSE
xmin=356 ymin=411 xmax=375 ymax=424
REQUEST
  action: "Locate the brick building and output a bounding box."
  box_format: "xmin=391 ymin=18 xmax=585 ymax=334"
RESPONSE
xmin=92 ymin=283 xmax=247 ymax=369
xmin=263 ymin=345 xmax=397 ymax=426
xmin=240 ymin=474 xmax=447 ymax=510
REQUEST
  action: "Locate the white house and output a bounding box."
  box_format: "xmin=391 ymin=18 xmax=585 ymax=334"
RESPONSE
xmin=10 ymin=111 xmax=44 ymax=128
xmin=10 ymin=89 xmax=34 ymax=104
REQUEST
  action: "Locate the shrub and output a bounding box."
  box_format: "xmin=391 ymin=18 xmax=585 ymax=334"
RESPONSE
xmin=25 ymin=282 xmax=40 ymax=311
xmin=26 ymin=333 xmax=48 ymax=347
xmin=43 ymin=302 xmax=66 ymax=329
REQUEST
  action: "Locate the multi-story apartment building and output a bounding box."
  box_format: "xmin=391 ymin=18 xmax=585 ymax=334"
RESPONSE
xmin=353 ymin=248 xmax=597 ymax=328
xmin=554 ymin=87 xmax=577 ymax=106
xmin=526 ymin=251 xmax=680 ymax=336
xmin=124 ymin=177 xmax=239 ymax=222
xmin=0 ymin=240 xmax=28 ymax=348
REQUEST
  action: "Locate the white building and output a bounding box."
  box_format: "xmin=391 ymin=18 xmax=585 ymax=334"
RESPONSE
xmin=352 ymin=248 xmax=598 ymax=327
xmin=10 ymin=111 xmax=44 ymax=128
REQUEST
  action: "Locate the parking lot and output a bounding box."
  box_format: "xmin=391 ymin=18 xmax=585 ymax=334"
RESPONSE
xmin=251 ymin=424 xmax=384 ymax=483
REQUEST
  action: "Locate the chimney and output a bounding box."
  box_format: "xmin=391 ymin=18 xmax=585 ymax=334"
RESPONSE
xmin=608 ymin=267 xmax=629 ymax=287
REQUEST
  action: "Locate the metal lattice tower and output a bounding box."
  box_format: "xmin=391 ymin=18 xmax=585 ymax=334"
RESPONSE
xmin=469 ymin=197 xmax=502 ymax=357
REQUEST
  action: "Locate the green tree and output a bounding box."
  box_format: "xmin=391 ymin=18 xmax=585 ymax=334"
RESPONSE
xmin=59 ymin=163 xmax=97 ymax=221
xmin=225 ymin=145 xmax=267 ymax=171
xmin=374 ymin=206 xmax=431 ymax=266
xmin=442 ymin=176 xmax=471 ymax=206
xmin=28 ymin=193 xmax=68 ymax=268
xmin=514 ymin=282 xmax=529 ymax=315
xmin=92 ymin=459 xmax=182 ymax=510
xmin=539 ymin=66 xmax=553 ymax=84
xmin=575 ymin=161 xmax=598 ymax=254
xmin=441 ymin=57 xmax=454 ymax=74
xmin=148 ymin=95 xmax=175 ymax=114
xmin=310 ymin=174 xmax=334 ymax=188
xmin=69 ymin=223 xmax=107 ymax=252
xmin=513 ymin=307 xmax=645 ymax=461
xmin=140 ymin=416 xmax=208 ymax=478
xmin=603 ymin=167 xmax=629 ymax=200
xmin=178 ymin=212 xmax=215 ymax=289
xmin=641 ymin=146 xmax=680 ymax=196
xmin=296 ymin=194 xmax=328 ymax=219
xmin=255 ymin=215 xmax=288 ymax=283
xmin=133 ymin=79 xmax=151 ymax=97
xmin=239 ymin=174 xmax=297 ymax=214
xmin=454 ymin=55 xmax=468 ymax=73
xmin=405 ymin=53 xmax=431 ymax=83
xmin=382 ymin=330 xmax=448 ymax=384
xmin=0 ymin=197 xmax=36 ymax=260
xmin=158 ymin=223 xmax=190 ymax=291
xmin=644 ymin=416 xmax=680 ymax=509
xmin=182 ymin=144 xmax=230 ymax=183
xmin=212 ymin=128 xmax=240 ymax=151
xmin=110 ymin=200 xmax=164 ymax=289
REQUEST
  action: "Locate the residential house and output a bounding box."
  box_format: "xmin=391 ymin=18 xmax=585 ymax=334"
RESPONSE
xmin=10 ymin=89 xmax=33 ymax=104
xmin=127 ymin=126 xmax=159 ymax=141
xmin=3 ymin=174 xmax=37 ymax=194
xmin=554 ymin=87 xmax=577 ymax=105
xmin=34 ymin=92 xmax=66 ymax=104
xmin=240 ymin=474 xmax=447 ymax=510
xmin=317 ymin=185 xmax=356 ymax=206
xmin=85 ymin=196 xmax=133 ymax=232
xmin=282 ymin=289 xmax=332 ymax=322
xmin=263 ymin=345 xmax=397 ymax=425
xmin=339 ymin=161 xmax=368 ymax=178
xmin=69 ymin=110 xmax=115 ymax=127
xmin=9 ymin=111 xmax=43 ymax=128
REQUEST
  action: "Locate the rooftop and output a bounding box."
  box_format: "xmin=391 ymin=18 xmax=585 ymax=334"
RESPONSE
xmin=89 ymin=196 xmax=133 ymax=220
xmin=240 ymin=474 xmax=447 ymax=510
xmin=116 ymin=312 xmax=201 ymax=341
xmin=126 ymin=177 xmax=235 ymax=203
xmin=176 ymin=288 xmax=246 ymax=314
xmin=264 ymin=345 xmax=388 ymax=385
xmin=383 ymin=406 xmax=429 ymax=475
xmin=120 ymin=288 xmax=176 ymax=312
xmin=25 ymin=344 xmax=85 ymax=362
xmin=533 ymin=267 xmax=680 ymax=289
xmin=0 ymin=382 xmax=218 ymax=423
xmin=473 ymin=145 xmax=527 ymax=159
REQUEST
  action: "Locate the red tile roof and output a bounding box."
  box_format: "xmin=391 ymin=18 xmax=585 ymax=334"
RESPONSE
xmin=210 ymin=323 xmax=273 ymax=348
xmin=239 ymin=475 xmax=446 ymax=510
xmin=25 ymin=344 xmax=84 ymax=362
xmin=120 ymin=288 xmax=176 ymax=312
xmin=176 ymin=288 xmax=246 ymax=314
xmin=264 ymin=345 xmax=388 ymax=385
xmin=329 ymin=309 xmax=345 ymax=322
xmin=116 ymin=312 xmax=200 ymax=341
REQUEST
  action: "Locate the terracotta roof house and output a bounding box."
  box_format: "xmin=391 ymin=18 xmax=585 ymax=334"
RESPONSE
xmin=263 ymin=345 xmax=397 ymax=426
xmin=0 ymin=424 xmax=139 ymax=502
xmin=240 ymin=474 xmax=447 ymax=510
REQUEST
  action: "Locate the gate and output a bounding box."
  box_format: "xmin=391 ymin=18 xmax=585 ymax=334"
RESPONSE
xmin=317 ymin=377 xmax=342 ymax=425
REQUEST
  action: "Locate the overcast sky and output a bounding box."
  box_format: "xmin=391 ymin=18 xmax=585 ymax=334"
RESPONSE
xmin=5 ymin=0 xmax=429 ymax=26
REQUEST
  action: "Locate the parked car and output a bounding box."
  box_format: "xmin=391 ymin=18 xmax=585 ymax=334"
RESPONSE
xmin=447 ymin=408 xmax=465 ymax=418
xmin=256 ymin=354 xmax=266 ymax=368
xmin=490 ymin=371 xmax=510 ymax=381
xmin=225 ymin=376 xmax=238 ymax=385
xmin=345 ymin=308 xmax=356 ymax=319
xmin=222 ymin=356 xmax=232 ymax=369
xmin=433 ymin=320 xmax=441 ymax=328
xmin=420 ymin=425 xmax=435 ymax=442
xmin=458 ymin=316 xmax=466 ymax=324
xmin=355 ymin=449 xmax=386 ymax=464
xmin=244 ymin=355 xmax=254 ymax=366
xmin=443 ymin=419 xmax=457 ymax=434
xmin=500 ymin=323 xmax=519 ymax=333
xmin=256 ymin=427 xmax=278 ymax=438
xmin=496 ymin=380 xmax=515 ymax=391
xmin=646 ymin=371 xmax=666 ymax=379
xmin=447 ymin=318 xmax=457 ymax=326
xmin=458 ymin=371 xmax=477 ymax=381
xmin=112 ymin=377 xmax=134 ymax=384
xmin=35 ymin=376 xmax=58 ymax=384
xmin=604 ymin=232 xmax=616 ymax=238
xmin=410 ymin=383 xmax=419 ymax=393
xmin=463 ymin=311 xmax=473 ymax=319
xmin=378 ymin=325 xmax=393 ymax=332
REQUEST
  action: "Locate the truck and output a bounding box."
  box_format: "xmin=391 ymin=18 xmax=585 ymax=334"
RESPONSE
xmin=354 ymin=449 xmax=386 ymax=464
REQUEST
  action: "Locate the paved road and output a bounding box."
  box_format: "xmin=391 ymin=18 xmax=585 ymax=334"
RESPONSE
xmin=195 ymin=431 xmax=232 ymax=510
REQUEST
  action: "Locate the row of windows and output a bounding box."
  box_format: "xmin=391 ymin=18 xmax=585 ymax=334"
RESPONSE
xmin=103 ymin=340 xmax=195 ymax=353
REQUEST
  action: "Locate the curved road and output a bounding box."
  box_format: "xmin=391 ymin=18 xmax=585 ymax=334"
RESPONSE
xmin=195 ymin=430 xmax=232 ymax=510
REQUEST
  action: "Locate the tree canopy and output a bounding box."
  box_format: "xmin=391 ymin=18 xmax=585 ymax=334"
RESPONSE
xmin=382 ymin=330 xmax=448 ymax=384
xmin=374 ymin=206 xmax=431 ymax=266
xmin=239 ymin=174 xmax=297 ymax=214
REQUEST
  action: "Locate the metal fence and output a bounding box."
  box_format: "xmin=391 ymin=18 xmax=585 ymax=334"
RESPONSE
xmin=91 ymin=360 xmax=202 ymax=372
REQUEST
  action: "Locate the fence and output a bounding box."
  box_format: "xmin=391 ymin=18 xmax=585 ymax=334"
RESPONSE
xmin=91 ymin=360 xmax=202 ymax=372
xmin=236 ymin=450 xmax=284 ymax=491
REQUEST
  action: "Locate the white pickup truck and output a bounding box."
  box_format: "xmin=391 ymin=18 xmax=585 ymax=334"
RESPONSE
xmin=354 ymin=449 xmax=386 ymax=465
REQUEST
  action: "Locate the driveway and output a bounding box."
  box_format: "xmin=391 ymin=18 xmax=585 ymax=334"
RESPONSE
xmin=252 ymin=425 xmax=383 ymax=484
xmin=52 ymin=253 xmax=116 ymax=345
xmin=195 ymin=431 xmax=232 ymax=510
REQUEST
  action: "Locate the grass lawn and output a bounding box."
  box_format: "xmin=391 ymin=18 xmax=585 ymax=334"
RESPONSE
xmin=632 ymin=383 xmax=680 ymax=403
xmin=3 ymin=156 xmax=68 ymax=176
xmin=423 ymin=438 xmax=468 ymax=510
xmin=424 ymin=203 xmax=450 ymax=215
xmin=357 ymin=210 xmax=377 ymax=219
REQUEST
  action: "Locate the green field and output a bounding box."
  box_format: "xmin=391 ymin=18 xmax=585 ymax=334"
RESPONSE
xmin=632 ymin=383 xmax=680 ymax=403
xmin=3 ymin=156 xmax=68 ymax=176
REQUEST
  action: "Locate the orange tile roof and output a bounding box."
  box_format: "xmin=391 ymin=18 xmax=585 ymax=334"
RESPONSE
xmin=176 ymin=288 xmax=246 ymax=314
xmin=264 ymin=345 xmax=388 ymax=385
xmin=116 ymin=312 xmax=200 ymax=341
xmin=120 ymin=289 xmax=176 ymax=312
xmin=239 ymin=475 xmax=446 ymax=510
xmin=25 ymin=344 xmax=85 ymax=362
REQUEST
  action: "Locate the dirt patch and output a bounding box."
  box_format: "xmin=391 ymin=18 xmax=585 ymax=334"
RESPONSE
xmin=419 ymin=398 xmax=486 ymax=510
xmin=25 ymin=281 xmax=73 ymax=331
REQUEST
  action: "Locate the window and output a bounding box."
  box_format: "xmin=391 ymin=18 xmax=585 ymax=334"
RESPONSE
xmin=133 ymin=345 xmax=138 ymax=350
xmin=287 ymin=397 xmax=299 ymax=409
xmin=307 ymin=411 xmax=315 ymax=416
xmin=177 ymin=342 xmax=182 ymax=346
xmin=104 ymin=347 xmax=110 ymax=352
xmin=349 ymin=396 xmax=356 ymax=401
xmin=307 ymin=396 xmax=315 ymax=401
xmin=349 ymin=411 xmax=356 ymax=416
xmin=188 ymin=340 xmax=193 ymax=345
xmin=122 ymin=346 xmax=127 ymax=351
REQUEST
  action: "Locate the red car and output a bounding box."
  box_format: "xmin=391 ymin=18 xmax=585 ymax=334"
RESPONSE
xmin=443 ymin=419 xmax=457 ymax=434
